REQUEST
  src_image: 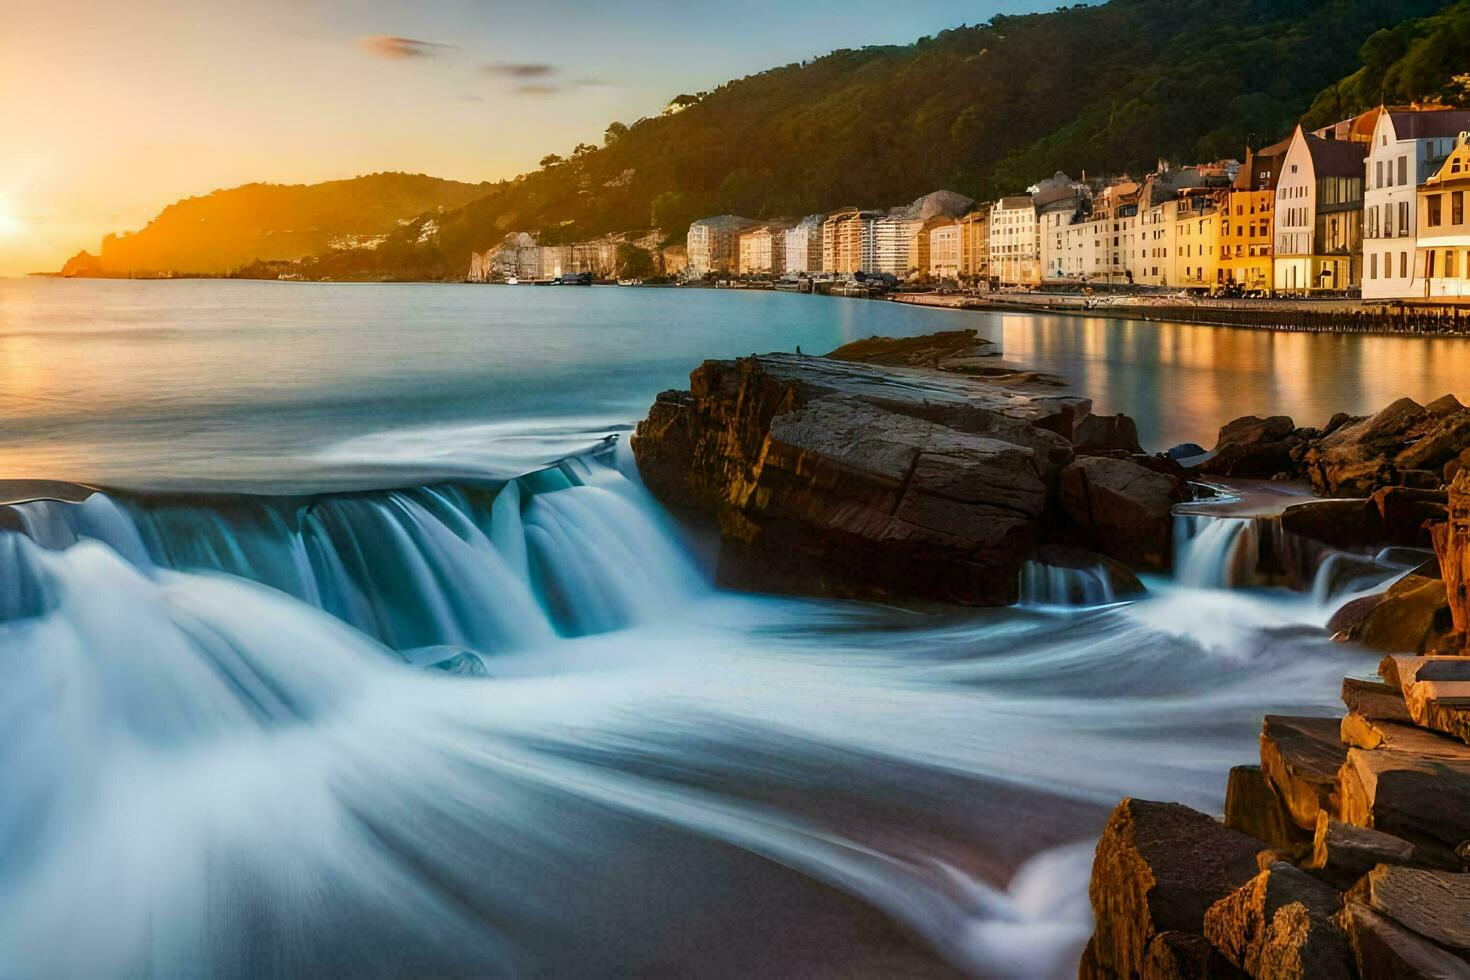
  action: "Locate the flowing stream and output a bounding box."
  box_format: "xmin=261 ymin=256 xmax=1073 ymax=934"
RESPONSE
xmin=0 ymin=279 xmax=1441 ymax=977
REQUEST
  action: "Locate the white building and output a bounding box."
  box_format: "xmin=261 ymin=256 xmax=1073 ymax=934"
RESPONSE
xmin=1362 ymin=109 xmax=1470 ymax=300
xmin=928 ymin=223 xmax=962 ymax=279
xmin=782 ymin=215 xmax=825 ymax=274
xmin=687 ymin=215 xmax=759 ymax=276
xmin=872 ymin=190 xmax=973 ymax=279
xmin=1034 ymin=174 xmax=1086 ymax=283
xmin=989 ymin=196 xmax=1039 ymax=286
xmin=1273 ymin=125 xmax=1366 ymax=293
xmin=1417 ymin=133 xmax=1470 ymax=302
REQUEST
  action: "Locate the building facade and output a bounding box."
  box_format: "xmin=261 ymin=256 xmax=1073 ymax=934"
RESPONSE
xmin=822 ymin=208 xmax=877 ymax=275
xmin=782 ymin=215 xmax=825 ymax=275
xmin=737 ymin=225 xmax=787 ymax=276
xmin=927 ymin=221 xmax=963 ymax=279
xmin=989 ymin=196 xmax=1039 ymax=287
xmin=873 ymin=213 xmax=923 ymax=277
xmin=687 ymin=215 xmax=759 ymax=276
xmin=1416 ymin=133 xmax=1470 ymax=302
xmin=1273 ymin=126 xmax=1366 ymax=293
xmin=1363 ymin=109 xmax=1470 ymax=300
xmin=959 ymin=208 xmax=991 ymax=281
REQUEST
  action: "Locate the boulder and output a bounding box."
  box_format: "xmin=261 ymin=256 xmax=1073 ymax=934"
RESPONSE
xmin=1327 ymin=575 xmax=1455 ymax=655
xmin=1395 ymin=408 xmax=1470 ymax=473
xmin=1224 ymin=765 xmax=1311 ymax=859
xmin=1280 ymin=498 xmax=1384 ymax=549
xmin=1303 ymin=398 xmax=1428 ymax=496
xmin=1372 ymin=486 xmax=1447 ymax=548
xmin=1200 ymin=415 xmax=1299 ymax=479
xmin=1166 ymin=442 xmax=1209 ymax=461
xmin=1259 ymin=715 xmax=1349 ymax=831
xmin=1348 ymin=866 xmax=1470 ymax=957
xmin=1142 ymin=931 xmax=1246 ymax=979
xmin=1380 ymin=655 xmax=1470 ymax=746
xmin=1341 ymin=677 xmax=1414 ymax=723
xmin=1306 ymin=813 xmax=1462 ymax=889
xmin=1058 ymin=456 xmax=1186 ymax=569
xmin=1336 ymin=722 xmax=1470 ymax=851
xmin=1427 ymin=394 xmax=1466 ymax=419
xmin=1337 ymin=902 xmax=1470 ymax=980
xmin=1086 ymin=799 xmax=1262 ymax=980
xmin=1073 ymin=412 xmax=1144 ymax=455
xmin=630 ymin=342 xmax=1087 ymax=605
xmin=1203 ymin=862 xmax=1352 ymax=979
xmin=824 ymin=329 xmax=999 ymax=371
xmin=1430 ymin=469 xmax=1470 ymax=651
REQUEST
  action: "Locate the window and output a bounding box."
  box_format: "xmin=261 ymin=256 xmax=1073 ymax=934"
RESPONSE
xmin=1456 ymin=191 xmax=1465 ymax=226
xmin=1450 ymin=250 xmax=1459 ymax=279
xmin=1401 ymin=252 xmax=1409 ymax=279
xmin=1371 ymin=252 xmax=1378 ymax=279
xmin=1428 ymin=194 xmax=1443 ymax=227
xmin=1376 ymin=161 xmax=1384 ymax=188
xmin=1398 ymin=156 xmax=1408 ymax=185
xmin=1385 ymin=203 xmax=1394 ymax=237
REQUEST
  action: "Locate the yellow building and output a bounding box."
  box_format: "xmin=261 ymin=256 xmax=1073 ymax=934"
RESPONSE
xmin=821 ymin=208 xmax=876 ymax=275
xmin=958 ymin=208 xmax=990 ymax=281
xmin=1416 ymin=133 xmax=1470 ymax=302
xmin=1172 ymin=189 xmax=1223 ymax=288
xmin=1217 ymin=143 xmax=1287 ymax=290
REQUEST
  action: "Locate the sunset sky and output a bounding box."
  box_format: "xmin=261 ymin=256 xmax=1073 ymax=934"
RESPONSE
xmin=0 ymin=0 xmax=1060 ymax=276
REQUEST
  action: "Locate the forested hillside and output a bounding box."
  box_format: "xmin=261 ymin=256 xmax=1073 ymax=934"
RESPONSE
xmin=67 ymin=173 xmax=493 ymax=276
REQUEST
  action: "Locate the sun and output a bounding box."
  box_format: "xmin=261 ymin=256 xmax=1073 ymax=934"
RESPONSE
xmin=0 ymin=195 xmax=23 ymax=237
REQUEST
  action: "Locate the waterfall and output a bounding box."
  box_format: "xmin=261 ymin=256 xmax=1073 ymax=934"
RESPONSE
xmin=1017 ymin=560 xmax=1120 ymax=607
xmin=1174 ymin=515 xmax=1267 ymax=589
xmin=0 ymin=453 xmax=705 ymax=658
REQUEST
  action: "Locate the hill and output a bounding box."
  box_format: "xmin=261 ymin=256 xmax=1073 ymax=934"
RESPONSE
xmin=66 ymin=172 xmax=494 ymax=276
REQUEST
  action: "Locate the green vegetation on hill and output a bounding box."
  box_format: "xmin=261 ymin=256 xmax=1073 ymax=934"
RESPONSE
xmin=77 ymin=172 xmax=493 ymax=276
xmin=1303 ymin=0 xmax=1470 ymax=125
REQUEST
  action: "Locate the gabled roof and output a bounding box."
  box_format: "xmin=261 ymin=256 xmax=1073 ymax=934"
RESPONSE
xmin=1386 ymin=109 xmax=1470 ymax=141
xmin=1427 ymin=135 xmax=1470 ymax=187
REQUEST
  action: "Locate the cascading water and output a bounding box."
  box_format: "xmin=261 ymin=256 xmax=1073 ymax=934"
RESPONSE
xmin=1017 ymin=560 xmax=1120 ymax=607
xmin=0 ymin=453 xmax=1400 ymax=978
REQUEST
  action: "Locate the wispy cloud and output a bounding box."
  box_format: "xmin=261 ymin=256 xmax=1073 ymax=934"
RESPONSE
xmin=357 ymin=35 xmax=457 ymax=60
xmin=481 ymin=62 xmax=557 ymax=79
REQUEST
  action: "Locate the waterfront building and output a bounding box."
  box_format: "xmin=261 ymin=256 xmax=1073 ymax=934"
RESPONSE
xmin=1079 ymin=181 xmax=1140 ymax=283
xmin=872 ymin=190 xmax=973 ymax=278
xmin=782 ymin=215 xmax=825 ymax=275
xmin=1363 ymin=108 xmax=1470 ymax=300
xmin=687 ymin=215 xmax=759 ymax=276
xmin=1218 ymin=142 xmax=1288 ymax=290
xmin=958 ymin=207 xmax=991 ymax=281
xmin=1273 ymin=125 xmax=1366 ymax=293
xmin=1416 ymin=132 xmax=1470 ymax=302
xmin=1129 ymin=165 xmax=1232 ymax=286
xmin=822 ymin=208 xmax=878 ymax=275
xmin=737 ymin=225 xmax=788 ymax=276
xmin=1171 ymin=188 xmax=1224 ymax=288
xmin=1035 ymin=173 xmax=1087 ymax=283
xmin=989 ymin=196 xmax=1039 ymax=287
xmin=926 ymin=220 xmax=963 ymax=279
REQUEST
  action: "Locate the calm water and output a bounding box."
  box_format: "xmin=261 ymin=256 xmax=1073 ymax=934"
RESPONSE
xmin=0 ymin=278 xmax=1416 ymax=977
xmin=6 ymin=278 xmax=1470 ymax=489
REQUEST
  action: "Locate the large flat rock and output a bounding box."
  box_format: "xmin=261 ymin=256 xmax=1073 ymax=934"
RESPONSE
xmin=1337 ymin=902 xmax=1470 ymax=979
xmin=1350 ymin=866 xmax=1470 ymax=957
xmin=1259 ymin=716 xmax=1348 ymax=831
xmin=1336 ymin=720 xmax=1470 ymax=851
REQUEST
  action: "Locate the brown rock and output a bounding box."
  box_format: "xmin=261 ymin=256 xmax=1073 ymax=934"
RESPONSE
xmin=1432 ymin=469 xmax=1470 ymax=651
xmin=1225 ymin=765 xmax=1311 ymax=859
xmin=1307 ymin=812 xmax=1462 ymax=889
xmin=1058 ymin=456 xmax=1185 ymax=569
xmin=1201 ymin=415 xmax=1299 ymax=480
xmin=1073 ymin=413 xmax=1144 ymax=455
xmin=1280 ymin=498 xmax=1384 ymax=549
xmin=1395 ymin=409 xmax=1470 ymax=473
xmin=1380 ymin=655 xmax=1470 ymax=745
xmin=1336 ymin=722 xmax=1470 ymax=851
xmin=1203 ymin=862 xmax=1352 ymax=979
xmin=1086 ymin=799 xmax=1262 ymax=979
xmin=1142 ymin=931 xmax=1246 ymax=979
xmin=1259 ymin=715 xmax=1348 ymax=831
xmin=1304 ymin=398 xmax=1428 ymax=496
xmin=1341 ymin=677 xmax=1413 ymax=724
xmin=1328 ymin=575 xmax=1454 ymax=654
xmin=1350 ymin=866 xmax=1470 ymax=956
xmin=1373 ymin=486 xmax=1448 ymax=547
xmin=1337 ymin=901 xmax=1470 ymax=979
xmin=824 ymin=329 xmax=998 ymax=370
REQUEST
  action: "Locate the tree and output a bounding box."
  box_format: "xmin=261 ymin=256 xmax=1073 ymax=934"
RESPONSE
xmin=572 ymin=143 xmax=598 ymax=158
xmin=539 ymin=154 xmax=564 ymax=168
xmin=616 ymin=242 xmax=656 ymax=279
xmin=604 ymin=121 xmax=629 ymax=145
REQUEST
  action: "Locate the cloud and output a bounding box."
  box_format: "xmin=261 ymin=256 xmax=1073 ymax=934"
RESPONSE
xmin=515 ymin=83 xmax=562 ymax=96
xmin=482 ymin=62 xmax=557 ymax=79
xmin=357 ymin=35 xmax=456 ymax=60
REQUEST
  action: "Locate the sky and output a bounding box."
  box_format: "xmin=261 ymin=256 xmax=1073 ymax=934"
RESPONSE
xmin=0 ymin=0 xmax=1065 ymax=275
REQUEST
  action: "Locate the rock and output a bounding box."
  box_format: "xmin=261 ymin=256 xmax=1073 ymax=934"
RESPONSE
xmin=824 ymin=329 xmax=999 ymax=372
xmin=1303 ymin=398 xmax=1427 ymax=496
xmin=1142 ymin=931 xmax=1246 ymax=979
xmin=1086 ymin=799 xmax=1262 ymax=980
xmin=1341 ymin=711 xmax=1395 ymax=750
xmin=1431 ymin=469 xmax=1470 ymax=651
xmin=1447 ymin=458 xmax=1463 ymax=486
xmin=1341 ymin=677 xmax=1413 ymax=724
xmin=1427 ymin=394 xmax=1466 ymax=419
xmin=1073 ymin=413 xmax=1144 ymax=455
xmin=630 ymin=343 xmax=1086 ymax=605
xmin=1224 ymin=765 xmax=1311 ymax=859
xmin=1336 ymin=721 xmax=1470 ymax=851
xmin=1259 ymin=715 xmax=1349 ymax=831
xmin=1201 ymin=415 xmax=1299 ymax=480
xmin=1349 ymin=866 xmax=1470 ymax=956
xmin=1323 ymin=413 xmax=1357 ymax=437
xmin=1203 ymin=862 xmax=1352 ymax=979
xmin=1057 ymin=456 xmax=1186 ymax=569
xmin=1167 ymin=442 xmax=1208 ymax=460
xmin=1395 ymin=409 xmax=1470 ymax=473
xmin=1280 ymin=498 xmax=1384 ymax=549
xmin=1328 ymin=575 xmax=1455 ymax=654
xmin=1338 ymin=901 xmax=1470 ymax=979
xmin=1380 ymin=655 xmax=1470 ymax=746
xmin=1373 ymin=486 xmax=1447 ymax=547
xmin=1306 ymin=813 xmax=1462 ymax=889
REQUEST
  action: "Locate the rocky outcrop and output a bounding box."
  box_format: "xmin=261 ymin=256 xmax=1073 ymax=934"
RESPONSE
xmin=631 ymin=332 xmax=1183 ymax=605
xmin=1327 ymin=574 xmax=1456 ymax=655
xmin=1200 ymin=415 xmax=1301 ymax=480
xmin=1300 ymin=397 xmax=1470 ymax=497
xmin=1202 ymin=862 xmax=1352 ymax=979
